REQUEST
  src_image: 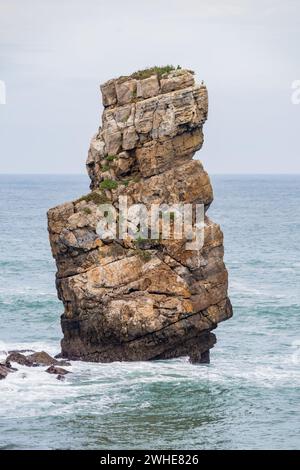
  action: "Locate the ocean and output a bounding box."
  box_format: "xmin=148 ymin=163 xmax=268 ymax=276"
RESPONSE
xmin=0 ymin=174 xmax=299 ymax=450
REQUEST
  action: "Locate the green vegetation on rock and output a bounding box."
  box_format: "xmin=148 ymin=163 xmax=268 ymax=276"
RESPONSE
xmin=106 ymin=155 xmax=118 ymax=162
xmin=136 ymin=249 xmax=152 ymax=262
xmin=131 ymin=65 xmax=177 ymax=80
xmin=121 ymin=179 xmax=130 ymax=187
xmin=116 ymin=65 xmax=186 ymax=84
xmin=99 ymin=179 xmax=118 ymax=190
xmin=83 ymin=207 xmax=92 ymax=215
xmin=101 ymin=164 xmax=110 ymax=172
xmin=76 ymin=191 xmax=109 ymax=205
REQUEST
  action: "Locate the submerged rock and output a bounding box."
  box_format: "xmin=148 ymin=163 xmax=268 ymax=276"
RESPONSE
xmin=56 ymin=374 xmax=66 ymax=381
xmin=27 ymin=351 xmax=70 ymax=366
xmin=0 ymin=361 xmax=17 ymax=380
xmin=27 ymin=351 xmax=56 ymax=365
xmin=6 ymin=352 xmax=34 ymax=367
xmin=0 ymin=365 xmax=9 ymax=380
xmin=48 ymin=66 xmax=232 ymax=363
xmin=4 ymin=360 xmax=18 ymax=371
xmin=45 ymin=366 xmax=70 ymax=376
xmin=6 ymin=351 xmax=70 ymax=367
xmin=1 ymin=351 xmax=72 ymax=381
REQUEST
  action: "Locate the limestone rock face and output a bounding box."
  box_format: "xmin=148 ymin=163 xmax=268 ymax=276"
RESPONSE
xmin=48 ymin=67 xmax=232 ymax=363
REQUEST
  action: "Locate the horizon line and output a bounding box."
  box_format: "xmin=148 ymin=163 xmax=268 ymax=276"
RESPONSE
xmin=0 ymin=172 xmax=300 ymax=176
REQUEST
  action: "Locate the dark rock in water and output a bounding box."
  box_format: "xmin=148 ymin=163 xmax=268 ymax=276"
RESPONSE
xmin=4 ymin=360 xmax=18 ymax=371
xmin=0 ymin=362 xmax=17 ymax=380
xmin=45 ymin=365 xmax=70 ymax=375
xmin=27 ymin=351 xmax=57 ymax=365
xmin=27 ymin=351 xmax=70 ymax=366
xmin=0 ymin=365 xmax=9 ymax=380
xmin=1 ymin=352 xmax=72 ymax=380
xmin=7 ymin=350 xmax=71 ymax=368
xmin=6 ymin=352 xmax=34 ymax=367
xmin=56 ymin=374 xmax=65 ymax=381
xmin=189 ymin=349 xmax=210 ymax=364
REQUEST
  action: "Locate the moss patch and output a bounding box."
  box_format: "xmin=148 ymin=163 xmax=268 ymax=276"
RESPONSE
xmin=99 ymin=179 xmax=118 ymax=190
xmin=106 ymin=155 xmax=118 ymax=162
xmin=136 ymin=248 xmax=152 ymax=262
xmin=101 ymin=164 xmax=110 ymax=172
xmin=83 ymin=207 xmax=92 ymax=215
xmin=120 ymin=179 xmax=131 ymax=187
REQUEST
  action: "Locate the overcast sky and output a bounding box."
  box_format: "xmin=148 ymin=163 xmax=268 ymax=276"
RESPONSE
xmin=0 ymin=0 xmax=299 ymax=174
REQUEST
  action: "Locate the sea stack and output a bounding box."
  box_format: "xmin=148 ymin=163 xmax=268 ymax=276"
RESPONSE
xmin=48 ymin=66 xmax=232 ymax=363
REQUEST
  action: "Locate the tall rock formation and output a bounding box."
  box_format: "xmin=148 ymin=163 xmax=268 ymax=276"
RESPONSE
xmin=48 ymin=67 xmax=232 ymax=363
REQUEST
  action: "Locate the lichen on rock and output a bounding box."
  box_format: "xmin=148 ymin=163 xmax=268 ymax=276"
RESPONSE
xmin=47 ymin=66 xmax=232 ymax=363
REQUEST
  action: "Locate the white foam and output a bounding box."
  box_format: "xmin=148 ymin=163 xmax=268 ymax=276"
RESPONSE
xmin=1 ymin=338 xmax=300 ymax=422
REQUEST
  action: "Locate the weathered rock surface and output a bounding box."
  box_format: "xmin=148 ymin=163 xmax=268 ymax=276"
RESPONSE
xmin=48 ymin=67 xmax=232 ymax=363
xmin=45 ymin=365 xmax=70 ymax=376
xmin=27 ymin=351 xmax=71 ymax=366
xmin=6 ymin=351 xmax=70 ymax=367
xmin=1 ymin=351 xmax=72 ymax=380
xmin=6 ymin=352 xmax=35 ymax=367
xmin=0 ymin=361 xmax=17 ymax=380
xmin=0 ymin=365 xmax=10 ymax=380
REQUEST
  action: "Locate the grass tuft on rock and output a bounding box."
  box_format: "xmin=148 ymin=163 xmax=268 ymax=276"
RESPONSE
xmin=131 ymin=65 xmax=176 ymax=80
xmin=83 ymin=207 xmax=92 ymax=215
xmin=106 ymin=155 xmax=118 ymax=162
xmin=101 ymin=164 xmax=110 ymax=172
xmin=120 ymin=179 xmax=131 ymax=187
xmin=136 ymin=248 xmax=152 ymax=262
xmin=99 ymin=179 xmax=118 ymax=190
xmin=116 ymin=65 xmax=188 ymax=83
xmin=76 ymin=191 xmax=109 ymax=205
